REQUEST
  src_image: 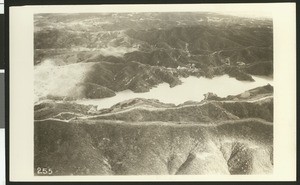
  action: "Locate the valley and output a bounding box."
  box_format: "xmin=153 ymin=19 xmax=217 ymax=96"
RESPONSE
xmin=34 ymin=12 xmax=273 ymax=176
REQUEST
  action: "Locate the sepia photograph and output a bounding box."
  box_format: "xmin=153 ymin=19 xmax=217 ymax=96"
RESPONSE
xmin=33 ymin=11 xmax=273 ymax=176
xmin=8 ymin=3 xmax=296 ymax=182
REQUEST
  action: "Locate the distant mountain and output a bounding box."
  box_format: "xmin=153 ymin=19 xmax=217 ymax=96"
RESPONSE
xmin=34 ymin=12 xmax=273 ymax=101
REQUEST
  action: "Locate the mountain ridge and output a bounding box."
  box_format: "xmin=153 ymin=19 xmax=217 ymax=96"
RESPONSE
xmin=34 ymin=12 xmax=273 ymax=101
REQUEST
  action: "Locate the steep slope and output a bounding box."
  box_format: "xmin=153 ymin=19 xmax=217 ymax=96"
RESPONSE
xmin=35 ymin=119 xmax=272 ymax=175
xmin=34 ymin=85 xmax=273 ymax=175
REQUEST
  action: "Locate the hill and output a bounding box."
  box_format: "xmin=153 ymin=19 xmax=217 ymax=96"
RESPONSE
xmin=34 ymin=12 xmax=273 ymax=101
xmin=34 ymin=85 xmax=273 ymax=175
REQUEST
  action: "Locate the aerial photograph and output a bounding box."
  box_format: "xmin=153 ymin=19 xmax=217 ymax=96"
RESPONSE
xmin=34 ymin=11 xmax=273 ymax=176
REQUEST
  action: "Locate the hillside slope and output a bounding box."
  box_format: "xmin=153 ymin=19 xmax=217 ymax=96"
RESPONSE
xmin=34 ymin=12 xmax=273 ymax=101
xmin=34 ymin=85 xmax=273 ymax=175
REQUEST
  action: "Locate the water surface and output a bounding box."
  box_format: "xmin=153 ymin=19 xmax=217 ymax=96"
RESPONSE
xmin=76 ymin=75 xmax=273 ymax=110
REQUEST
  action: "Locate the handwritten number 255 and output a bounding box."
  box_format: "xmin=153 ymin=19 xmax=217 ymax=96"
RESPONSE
xmin=36 ymin=167 xmax=53 ymax=175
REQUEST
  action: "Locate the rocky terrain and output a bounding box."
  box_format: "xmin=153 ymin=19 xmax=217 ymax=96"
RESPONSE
xmin=34 ymin=85 xmax=273 ymax=175
xmin=34 ymin=12 xmax=273 ymax=101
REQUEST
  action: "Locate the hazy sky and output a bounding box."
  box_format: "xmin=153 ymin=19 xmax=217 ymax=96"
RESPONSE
xmin=24 ymin=4 xmax=274 ymax=19
xmin=215 ymin=11 xmax=272 ymax=19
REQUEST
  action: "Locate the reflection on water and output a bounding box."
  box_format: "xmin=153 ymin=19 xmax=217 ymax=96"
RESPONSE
xmin=76 ymin=75 xmax=273 ymax=110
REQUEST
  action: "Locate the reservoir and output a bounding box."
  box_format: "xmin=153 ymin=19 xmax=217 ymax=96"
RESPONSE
xmin=75 ymin=75 xmax=273 ymax=110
